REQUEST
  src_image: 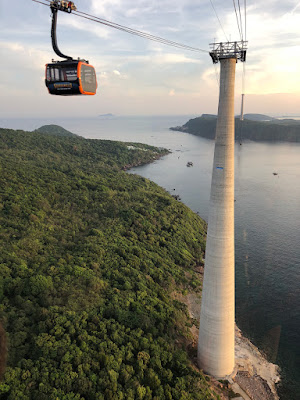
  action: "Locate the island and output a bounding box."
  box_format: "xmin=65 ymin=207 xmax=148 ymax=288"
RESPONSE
xmin=0 ymin=125 xmax=280 ymax=399
xmin=98 ymin=113 xmax=115 ymax=118
xmin=170 ymin=114 xmax=300 ymax=142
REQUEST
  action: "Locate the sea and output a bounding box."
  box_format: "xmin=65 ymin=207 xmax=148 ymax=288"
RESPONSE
xmin=1 ymin=115 xmax=299 ymax=398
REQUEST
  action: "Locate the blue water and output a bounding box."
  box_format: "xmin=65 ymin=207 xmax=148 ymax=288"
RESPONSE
xmin=1 ymin=115 xmax=300 ymax=397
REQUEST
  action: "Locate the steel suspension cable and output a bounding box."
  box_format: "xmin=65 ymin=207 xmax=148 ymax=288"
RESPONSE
xmin=72 ymin=11 xmax=208 ymax=53
xmin=33 ymin=0 xmax=208 ymax=54
xmin=242 ymin=0 xmax=247 ymax=96
xmin=237 ymin=0 xmax=244 ymax=41
xmin=239 ymin=0 xmax=247 ymax=144
xmin=209 ymin=0 xmax=229 ymax=42
xmin=232 ymin=0 xmax=243 ymax=40
xmin=244 ymin=0 xmax=247 ymax=41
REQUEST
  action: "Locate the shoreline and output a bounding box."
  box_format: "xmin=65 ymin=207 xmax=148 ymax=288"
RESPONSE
xmin=232 ymin=325 xmax=280 ymax=400
xmin=180 ymin=290 xmax=281 ymax=400
xmin=128 ymin=155 xmax=281 ymax=400
xmin=122 ymin=147 xmax=170 ymax=171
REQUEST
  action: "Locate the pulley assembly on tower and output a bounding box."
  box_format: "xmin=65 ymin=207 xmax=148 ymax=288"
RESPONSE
xmin=45 ymin=1 xmax=97 ymax=96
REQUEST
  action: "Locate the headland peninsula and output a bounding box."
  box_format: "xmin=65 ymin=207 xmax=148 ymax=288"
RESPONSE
xmin=170 ymin=114 xmax=300 ymax=142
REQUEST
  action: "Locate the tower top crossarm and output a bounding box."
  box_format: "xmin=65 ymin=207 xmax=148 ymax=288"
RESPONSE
xmin=209 ymin=41 xmax=247 ymax=64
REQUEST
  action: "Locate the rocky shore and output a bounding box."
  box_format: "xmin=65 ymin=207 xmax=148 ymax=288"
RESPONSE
xmin=232 ymin=325 xmax=280 ymax=400
xmin=176 ymin=288 xmax=280 ymax=400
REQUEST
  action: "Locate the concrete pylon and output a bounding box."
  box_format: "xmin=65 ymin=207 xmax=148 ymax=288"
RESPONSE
xmin=197 ymin=57 xmax=236 ymax=378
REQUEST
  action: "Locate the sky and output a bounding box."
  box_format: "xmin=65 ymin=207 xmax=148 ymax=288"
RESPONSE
xmin=1 ymin=0 xmax=300 ymax=117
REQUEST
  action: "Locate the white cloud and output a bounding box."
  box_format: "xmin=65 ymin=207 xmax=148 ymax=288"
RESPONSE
xmin=90 ymin=0 xmax=122 ymax=19
xmin=289 ymin=1 xmax=300 ymax=15
xmin=0 ymin=42 xmax=25 ymax=52
xmin=62 ymin=17 xmax=111 ymax=39
xmin=152 ymin=52 xmax=202 ymax=65
xmin=1 ymin=0 xmax=300 ymax=117
xmin=0 ymin=41 xmax=51 ymax=71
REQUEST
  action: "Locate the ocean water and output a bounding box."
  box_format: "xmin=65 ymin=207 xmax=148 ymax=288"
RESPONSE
xmin=1 ymin=115 xmax=300 ymax=397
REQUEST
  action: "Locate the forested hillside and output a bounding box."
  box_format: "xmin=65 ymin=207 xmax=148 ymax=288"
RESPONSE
xmin=170 ymin=114 xmax=300 ymax=142
xmin=33 ymin=124 xmax=80 ymax=138
xmin=0 ymin=128 xmax=216 ymax=399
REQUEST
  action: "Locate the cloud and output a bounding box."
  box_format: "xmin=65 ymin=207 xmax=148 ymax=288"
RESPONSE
xmin=212 ymin=0 xmax=300 ymax=96
xmin=289 ymin=1 xmax=300 ymax=15
xmin=201 ymin=65 xmax=220 ymax=89
xmin=151 ymin=52 xmax=202 ymax=65
xmin=62 ymin=16 xmax=111 ymax=39
xmin=2 ymin=0 xmax=300 ymax=117
xmin=0 ymin=41 xmax=51 ymax=70
xmin=112 ymin=69 xmax=128 ymax=79
xmin=90 ymin=0 xmax=122 ymax=19
xmin=0 ymin=42 xmax=24 ymax=52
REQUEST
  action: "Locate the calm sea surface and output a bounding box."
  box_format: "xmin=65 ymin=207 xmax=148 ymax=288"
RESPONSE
xmin=1 ymin=115 xmax=300 ymax=397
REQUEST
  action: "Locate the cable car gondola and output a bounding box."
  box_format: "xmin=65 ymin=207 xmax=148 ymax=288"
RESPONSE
xmin=45 ymin=1 xmax=97 ymax=96
xmin=45 ymin=59 xmax=97 ymax=96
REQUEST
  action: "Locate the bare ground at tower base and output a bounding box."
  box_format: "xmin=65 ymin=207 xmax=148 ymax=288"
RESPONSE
xmin=173 ymin=287 xmax=280 ymax=400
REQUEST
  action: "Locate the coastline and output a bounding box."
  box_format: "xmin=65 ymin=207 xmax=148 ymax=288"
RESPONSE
xmin=0 ymin=122 xmax=290 ymax=398
xmin=233 ymin=325 xmax=280 ymax=400
xmin=128 ymin=154 xmax=281 ymax=400
xmin=122 ymin=148 xmax=170 ymax=171
xmin=169 ymin=114 xmax=300 ymax=143
xmin=177 ymin=289 xmax=281 ymax=400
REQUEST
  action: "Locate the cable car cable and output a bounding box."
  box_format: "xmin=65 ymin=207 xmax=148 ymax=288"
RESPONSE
xmin=32 ymin=0 xmax=209 ymax=54
xmin=237 ymin=0 xmax=244 ymax=41
xmin=72 ymin=11 xmax=208 ymax=53
xmin=209 ymin=0 xmax=229 ymax=42
xmin=238 ymin=1 xmax=247 ymax=144
xmin=232 ymin=0 xmax=243 ymax=40
xmin=213 ymin=63 xmax=220 ymax=87
xmin=71 ymin=11 xmax=207 ymax=53
xmin=244 ymin=0 xmax=247 ymax=41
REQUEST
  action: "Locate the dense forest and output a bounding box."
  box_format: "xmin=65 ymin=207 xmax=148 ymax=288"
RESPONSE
xmin=170 ymin=114 xmax=300 ymax=142
xmin=0 ymin=127 xmax=220 ymax=399
xmin=34 ymin=125 xmax=79 ymax=138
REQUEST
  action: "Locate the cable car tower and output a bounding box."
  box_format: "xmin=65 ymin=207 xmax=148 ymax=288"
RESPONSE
xmin=197 ymin=40 xmax=247 ymax=378
xmin=45 ymin=1 xmax=97 ymax=96
xmin=209 ymin=41 xmax=247 ymax=64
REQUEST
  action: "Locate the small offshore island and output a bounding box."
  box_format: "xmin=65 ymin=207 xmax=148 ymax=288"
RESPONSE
xmin=0 ymin=125 xmax=280 ymax=399
xmin=170 ymin=114 xmax=300 ymax=142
